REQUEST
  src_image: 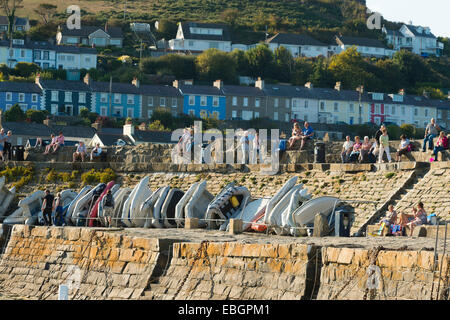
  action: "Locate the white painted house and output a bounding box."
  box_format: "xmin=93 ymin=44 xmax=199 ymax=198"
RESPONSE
xmin=56 ymin=46 xmax=97 ymax=70
xmin=266 ymin=33 xmax=330 ymax=58
xmin=334 ymin=35 xmax=395 ymax=58
xmin=383 ymin=24 xmax=444 ymax=57
xmin=169 ymin=22 xmax=232 ymax=53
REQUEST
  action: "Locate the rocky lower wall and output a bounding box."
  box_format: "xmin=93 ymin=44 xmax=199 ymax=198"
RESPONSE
xmin=0 ymin=225 xmax=176 ymax=300
xmin=146 ymin=242 xmax=320 ymax=300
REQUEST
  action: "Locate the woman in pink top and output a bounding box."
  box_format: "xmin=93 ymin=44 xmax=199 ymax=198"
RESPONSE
xmin=43 ymin=134 xmax=57 ymax=155
xmin=406 ymin=202 xmax=427 ymax=236
xmin=52 ymin=132 xmax=65 ymax=153
xmin=348 ymin=136 xmax=362 ymax=162
xmin=432 ymin=131 xmax=448 ymax=161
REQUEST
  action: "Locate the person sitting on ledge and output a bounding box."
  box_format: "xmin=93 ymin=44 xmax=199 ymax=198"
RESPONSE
xmin=399 ymin=202 xmax=427 ymax=237
xmin=288 ymin=122 xmax=302 ymax=149
xmin=348 ymin=136 xmax=362 ymax=163
xmin=431 ymin=131 xmax=448 ymax=161
xmin=51 ymin=132 xmax=65 ymax=153
xmin=90 ymin=143 xmax=103 ymax=161
xmin=396 ymin=134 xmax=411 ymax=162
xmin=73 ymin=141 xmax=87 ymax=162
xmin=340 ymin=136 xmax=354 ymax=163
xmin=359 ymin=136 xmax=372 ymax=163
xmin=43 ymin=134 xmax=57 ymax=155
xmin=422 ymin=118 xmax=440 ymax=152
xmin=299 ymin=122 xmax=314 ymax=150
xmin=379 ymin=204 xmax=398 ymax=233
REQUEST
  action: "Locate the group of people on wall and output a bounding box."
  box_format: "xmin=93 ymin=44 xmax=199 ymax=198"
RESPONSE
xmin=340 ymin=118 xmax=448 ymax=164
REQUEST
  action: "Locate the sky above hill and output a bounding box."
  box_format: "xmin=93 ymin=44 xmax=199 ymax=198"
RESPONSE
xmin=366 ymin=0 xmax=450 ymax=37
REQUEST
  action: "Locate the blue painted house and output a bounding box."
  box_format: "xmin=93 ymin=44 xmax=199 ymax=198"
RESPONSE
xmin=175 ymin=81 xmax=226 ymax=120
xmin=86 ymin=74 xmax=142 ymax=118
xmin=0 ymin=81 xmax=42 ymax=111
xmin=35 ymin=76 xmax=92 ymax=116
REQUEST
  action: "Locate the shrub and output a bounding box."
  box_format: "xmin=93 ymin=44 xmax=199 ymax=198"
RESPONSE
xmin=0 ymin=166 xmax=35 ymax=190
xmin=81 ymin=168 xmax=117 ymax=185
xmin=385 ymin=172 xmax=396 ymax=179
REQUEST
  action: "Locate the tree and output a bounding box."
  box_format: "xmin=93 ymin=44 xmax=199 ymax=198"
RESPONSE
xmin=196 ymin=48 xmax=237 ymax=83
xmin=150 ymin=108 xmax=175 ymax=130
xmin=4 ymin=104 xmax=25 ymax=122
xmin=0 ymin=0 xmax=24 ymax=41
xmin=34 ymin=3 xmax=56 ymax=24
xmin=148 ymin=120 xmax=168 ymax=131
xmin=25 ymin=109 xmax=48 ymax=123
xmin=392 ymin=50 xmax=430 ymax=87
xmin=230 ymin=49 xmax=249 ymax=76
xmin=155 ymin=20 xmax=178 ymax=40
xmin=12 ymin=62 xmax=41 ymax=78
xmin=244 ymin=44 xmax=274 ymax=78
xmin=28 ymin=22 xmax=58 ymax=41
xmin=273 ymin=46 xmax=294 ymax=82
xmin=221 ymin=8 xmax=239 ymax=30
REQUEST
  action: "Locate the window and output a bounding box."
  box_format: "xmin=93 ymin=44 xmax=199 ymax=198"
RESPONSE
xmin=414 ymin=120 xmax=419 ymax=126
xmin=254 ymin=111 xmax=259 ymax=118
xmin=232 ymin=97 xmax=237 ymax=106
xmin=19 ymin=104 xmax=27 ymax=111
xmin=172 ymin=98 xmax=177 ymax=108
xmin=243 ymin=97 xmax=248 ymax=107
xmin=147 ymin=110 xmax=153 ymax=118
xmin=20 ymin=50 xmax=25 ymax=58
xmin=127 ymin=95 xmax=135 ymax=105
xmin=209 ymin=42 xmax=219 ymax=49
xmin=274 ymin=98 xmax=279 ymax=108
xmin=274 ymin=112 xmax=278 ymax=120
xmin=437 ymin=110 xmax=442 ymax=119
xmin=200 ymin=96 xmax=207 ymax=106
xmin=65 ymin=105 xmax=73 ymax=116
xmin=232 ymin=110 xmax=237 ymax=118
xmin=391 ymin=106 xmax=396 ymax=115
xmin=320 ymin=102 xmax=325 ymax=111
xmin=334 ymin=102 xmax=339 ymax=112
xmin=292 ymin=99 xmax=298 ymax=109
xmin=188 ymin=109 xmax=195 ymax=117
xmin=127 ymin=108 xmax=134 ymax=118
xmin=285 ymin=99 xmax=290 ymax=109
xmin=375 ymin=104 xmax=380 ymax=114
xmin=212 ymin=111 xmax=219 ymax=119
xmin=100 ymin=107 xmax=107 ymax=116
xmin=349 ymin=104 xmax=354 ymax=113
xmin=304 ymin=115 xmax=308 ymax=122
xmin=200 ymin=110 xmax=207 ymax=119
xmin=79 ymin=92 xmax=86 ymax=104
xmin=32 ymin=94 xmax=38 ymax=103
xmin=188 ymin=40 xmax=194 ymax=47
xmin=85 ymin=57 xmax=91 ymax=63
xmin=402 ymin=106 xmax=406 ymax=115
xmin=189 ymin=96 xmax=195 ymax=106
xmin=18 ymin=93 xmax=25 ymax=102
xmin=51 ymin=104 xmax=58 ymax=114
xmin=213 ymin=96 xmax=219 ymax=107
xmin=414 ymin=108 xmax=418 ymax=116
xmin=255 ymin=98 xmax=260 ymax=108
xmin=34 ymin=51 xmax=41 ymax=60
xmin=6 ymin=104 xmax=12 ymax=110
xmin=113 ymin=107 xmax=123 ymax=117
xmin=148 ymin=97 xmax=153 ymax=106
xmin=43 ymin=63 xmax=49 ymax=69
xmin=349 ymin=116 xmax=354 ymax=124
xmin=424 ymin=109 xmax=428 ymax=117
xmin=6 ymin=92 xmax=12 ymax=101
xmin=100 ymin=93 xmax=108 ymax=103
xmin=114 ymin=94 xmax=121 ymax=104
xmin=43 ymin=51 xmax=49 ymax=60
xmin=304 ymin=100 xmax=308 ymax=108
xmin=51 ymin=91 xmax=58 ymax=101
xmin=285 ymin=113 xmax=289 ymax=122
xmin=65 ymin=92 xmax=72 ymax=103
xmin=160 ymin=97 xmax=166 ymax=106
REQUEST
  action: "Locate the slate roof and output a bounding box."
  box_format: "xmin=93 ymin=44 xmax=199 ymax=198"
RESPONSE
xmin=335 ymin=36 xmax=387 ymax=49
xmin=139 ymin=85 xmax=182 ymax=97
xmin=222 ymin=85 xmax=265 ymax=97
xmin=178 ymin=84 xmax=224 ymax=96
xmin=1 ymin=122 xmax=52 ymax=137
xmin=59 ymin=25 xmax=123 ymax=38
xmin=0 ymin=16 xmax=28 ymax=26
xmin=180 ymin=22 xmax=231 ymax=42
xmin=0 ymin=40 xmax=97 ymax=54
xmin=0 ymin=82 xmax=42 ymax=93
xmin=266 ymin=33 xmax=328 ymax=47
xmin=40 ymin=80 xmax=91 ymax=92
xmin=96 ymin=133 xmax=134 ymax=146
xmin=404 ymin=25 xmax=436 ymax=39
xmin=90 ymin=81 xmax=141 ymax=95
xmin=133 ymin=130 xmax=174 ymax=144
xmin=50 ymin=125 xmax=96 ymax=139
xmin=56 ymin=45 xmax=97 ymax=54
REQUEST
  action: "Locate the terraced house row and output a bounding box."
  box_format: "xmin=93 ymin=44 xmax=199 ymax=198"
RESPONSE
xmin=0 ymin=75 xmax=449 ymax=129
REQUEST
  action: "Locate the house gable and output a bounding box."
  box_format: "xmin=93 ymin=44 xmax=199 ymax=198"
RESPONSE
xmin=88 ymin=29 xmax=111 ymax=39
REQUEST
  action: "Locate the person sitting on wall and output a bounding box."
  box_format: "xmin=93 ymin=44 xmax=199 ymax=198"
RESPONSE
xmin=51 ymin=132 xmax=65 ymax=153
xmin=378 ymin=204 xmax=398 ymax=234
xmin=422 ymin=118 xmax=440 ymax=152
xmin=90 ymin=143 xmax=103 ymax=161
xmin=288 ymin=122 xmax=302 ymax=149
xmin=431 ymin=131 xmax=448 ymax=161
xmin=348 ymin=136 xmax=362 ymax=163
xmin=73 ymin=141 xmax=87 ymax=162
xmin=406 ymin=202 xmax=428 ymax=237
xmin=368 ymin=138 xmax=378 ymax=163
xmin=396 ymin=134 xmax=411 ymax=162
xmin=340 ymin=136 xmax=354 ymax=163
xmin=359 ymin=136 xmax=372 ymax=163
xmin=299 ymin=122 xmax=314 ymax=150
xmin=43 ymin=134 xmax=57 ymax=155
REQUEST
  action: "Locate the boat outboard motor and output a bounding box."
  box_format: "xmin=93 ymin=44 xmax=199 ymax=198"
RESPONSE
xmin=334 ymin=209 xmax=353 ymax=237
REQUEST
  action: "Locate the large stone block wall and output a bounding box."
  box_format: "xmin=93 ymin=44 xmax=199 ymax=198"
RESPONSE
xmin=146 ymin=242 xmax=320 ymax=300
xmin=318 ymin=246 xmax=449 ymax=300
xmin=0 ymin=225 xmax=174 ymax=300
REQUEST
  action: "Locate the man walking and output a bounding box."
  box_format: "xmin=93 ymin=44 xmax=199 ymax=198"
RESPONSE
xmin=41 ymin=189 xmax=55 ymax=226
xmin=423 ymin=118 xmax=440 ymax=152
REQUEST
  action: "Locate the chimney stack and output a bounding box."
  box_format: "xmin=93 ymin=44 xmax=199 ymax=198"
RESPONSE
xmin=399 ymin=89 xmax=405 ymax=95
xmin=423 ymin=90 xmax=429 ymax=98
xmin=83 ymin=73 xmax=92 ymax=86
xmin=448 ymin=91 xmax=450 ymax=100
xmin=172 ymin=80 xmax=179 ymax=89
xmin=91 ymin=122 xmax=101 ymax=132
xmin=334 ymin=82 xmax=342 ymax=91
xmin=255 ymin=77 xmax=265 ymax=90
xmin=43 ymin=116 xmax=52 ymax=127
xmin=35 ymin=73 xmax=41 ymax=86
xmin=304 ymin=82 xmax=313 ymax=89
xmin=213 ymin=79 xmax=223 ymax=90
xmin=132 ymin=77 xmax=140 ymax=88
xmin=356 ymin=85 xmax=364 ymax=94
